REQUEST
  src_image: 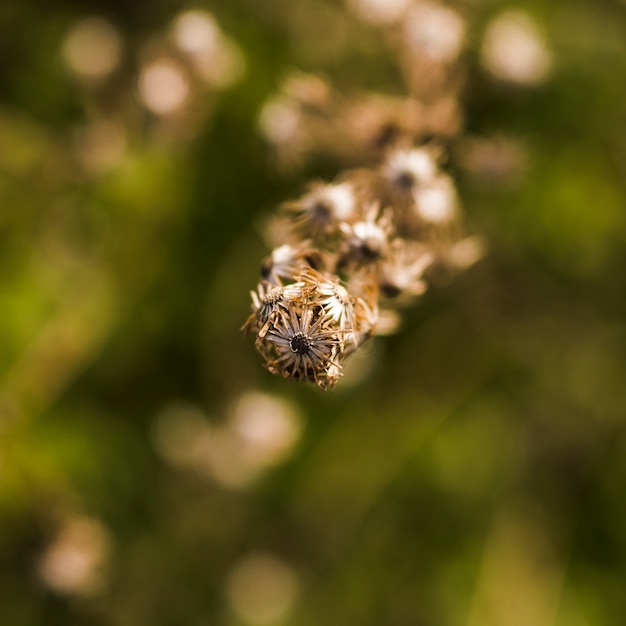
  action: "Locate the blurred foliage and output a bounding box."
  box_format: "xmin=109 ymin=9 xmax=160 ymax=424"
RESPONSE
xmin=1 ymin=0 xmax=626 ymax=625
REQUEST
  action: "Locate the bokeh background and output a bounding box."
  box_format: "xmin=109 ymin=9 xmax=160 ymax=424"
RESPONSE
xmin=1 ymin=0 xmax=626 ymax=624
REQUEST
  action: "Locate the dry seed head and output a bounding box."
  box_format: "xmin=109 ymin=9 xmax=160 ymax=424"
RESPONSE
xmin=241 ymin=281 xmax=306 ymax=338
xmin=339 ymin=204 xmax=393 ymax=265
xmin=298 ymin=267 xmax=356 ymax=331
xmin=260 ymin=304 xmax=345 ymax=390
xmin=378 ymin=239 xmax=433 ymax=301
xmin=284 ymin=182 xmax=358 ymax=239
xmin=261 ymin=242 xmax=321 ymax=284
xmin=383 ymin=147 xmax=438 ymax=192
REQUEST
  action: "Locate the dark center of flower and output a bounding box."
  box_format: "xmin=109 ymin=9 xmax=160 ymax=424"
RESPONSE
xmin=290 ymin=332 xmax=311 ymax=355
xmin=361 ymin=237 xmax=384 ymax=260
xmin=312 ymin=200 xmax=332 ymax=223
xmin=381 ymin=282 xmax=402 ymax=298
xmin=395 ymin=170 xmax=415 ymax=190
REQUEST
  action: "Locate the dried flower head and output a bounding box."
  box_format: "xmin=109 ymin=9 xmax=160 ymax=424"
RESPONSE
xmin=260 ymin=304 xmax=345 ymax=390
xmin=339 ymin=204 xmax=394 ymax=265
xmin=242 ymin=281 xmax=305 ymax=338
xmin=383 ymin=147 xmax=438 ymax=192
xmin=260 ymin=242 xmax=321 ymax=284
xmin=378 ymin=239 xmax=433 ymax=301
xmin=299 ymin=267 xmax=356 ymax=331
xmin=283 ymin=182 xmax=358 ymax=240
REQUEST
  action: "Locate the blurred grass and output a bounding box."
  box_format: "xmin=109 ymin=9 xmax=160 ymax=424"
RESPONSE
xmin=1 ymin=1 xmax=626 ymax=625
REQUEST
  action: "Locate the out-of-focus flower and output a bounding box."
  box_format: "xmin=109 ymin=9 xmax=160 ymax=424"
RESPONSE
xmin=283 ymin=182 xmax=359 ymax=239
xmin=257 ymin=72 xmax=336 ymax=168
xmin=153 ymin=394 xmax=302 ymax=490
xmin=225 ymin=552 xmax=300 ymax=626
xmin=258 ymin=97 xmax=303 ymax=146
xmin=260 ymin=242 xmax=322 ymax=285
xmin=38 ymin=516 xmax=112 ymax=597
xmin=138 ymin=58 xmax=190 ymax=116
xmin=346 ymin=0 xmax=413 ymax=25
xmin=339 ymin=204 xmax=394 ymax=265
xmin=447 ymin=235 xmax=486 ymax=270
xmin=282 ymin=72 xmax=332 ymax=111
xmin=383 ymin=147 xmax=439 ymax=193
xmin=457 ymin=134 xmax=528 ymax=189
xmin=403 ymin=2 xmax=465 ymax=64
xmin=172 ymin=9 xmax=245 ymax=89
xmin=201 ymin=392 xmax=302 ymax=489
xmin=481 ymin=11 xmax=552 ymax=86
xmin=62 ymin=17 xmax=123 ymax=80
xmin=413 ymin=175 xmax=457 ymax=224
xmin=172 ymin=9 xmax=221 ymax=57
xmin=151 ymin=403 xmax=212 ymax=467
xmin=378 ymin=239 xmax=433 ymax=301
xmin=73 ymin=120 xmax=127 ymax=174
xmin=229 ymin=391 xmax=302 ymax=466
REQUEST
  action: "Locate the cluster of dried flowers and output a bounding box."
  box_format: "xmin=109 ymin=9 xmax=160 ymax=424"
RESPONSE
xmin=243 ymin=146 xmax=482 ymax=389
xmin=243 ymin=0 xmax=484 ymax=390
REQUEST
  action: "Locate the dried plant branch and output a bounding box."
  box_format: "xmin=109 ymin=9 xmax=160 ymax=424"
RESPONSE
xmin=244 ymin=2 xmax=484 ymax=389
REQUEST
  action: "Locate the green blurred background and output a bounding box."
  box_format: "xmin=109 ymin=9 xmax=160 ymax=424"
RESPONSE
xmin=1 ymin=0 xmax=626 ymax=624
